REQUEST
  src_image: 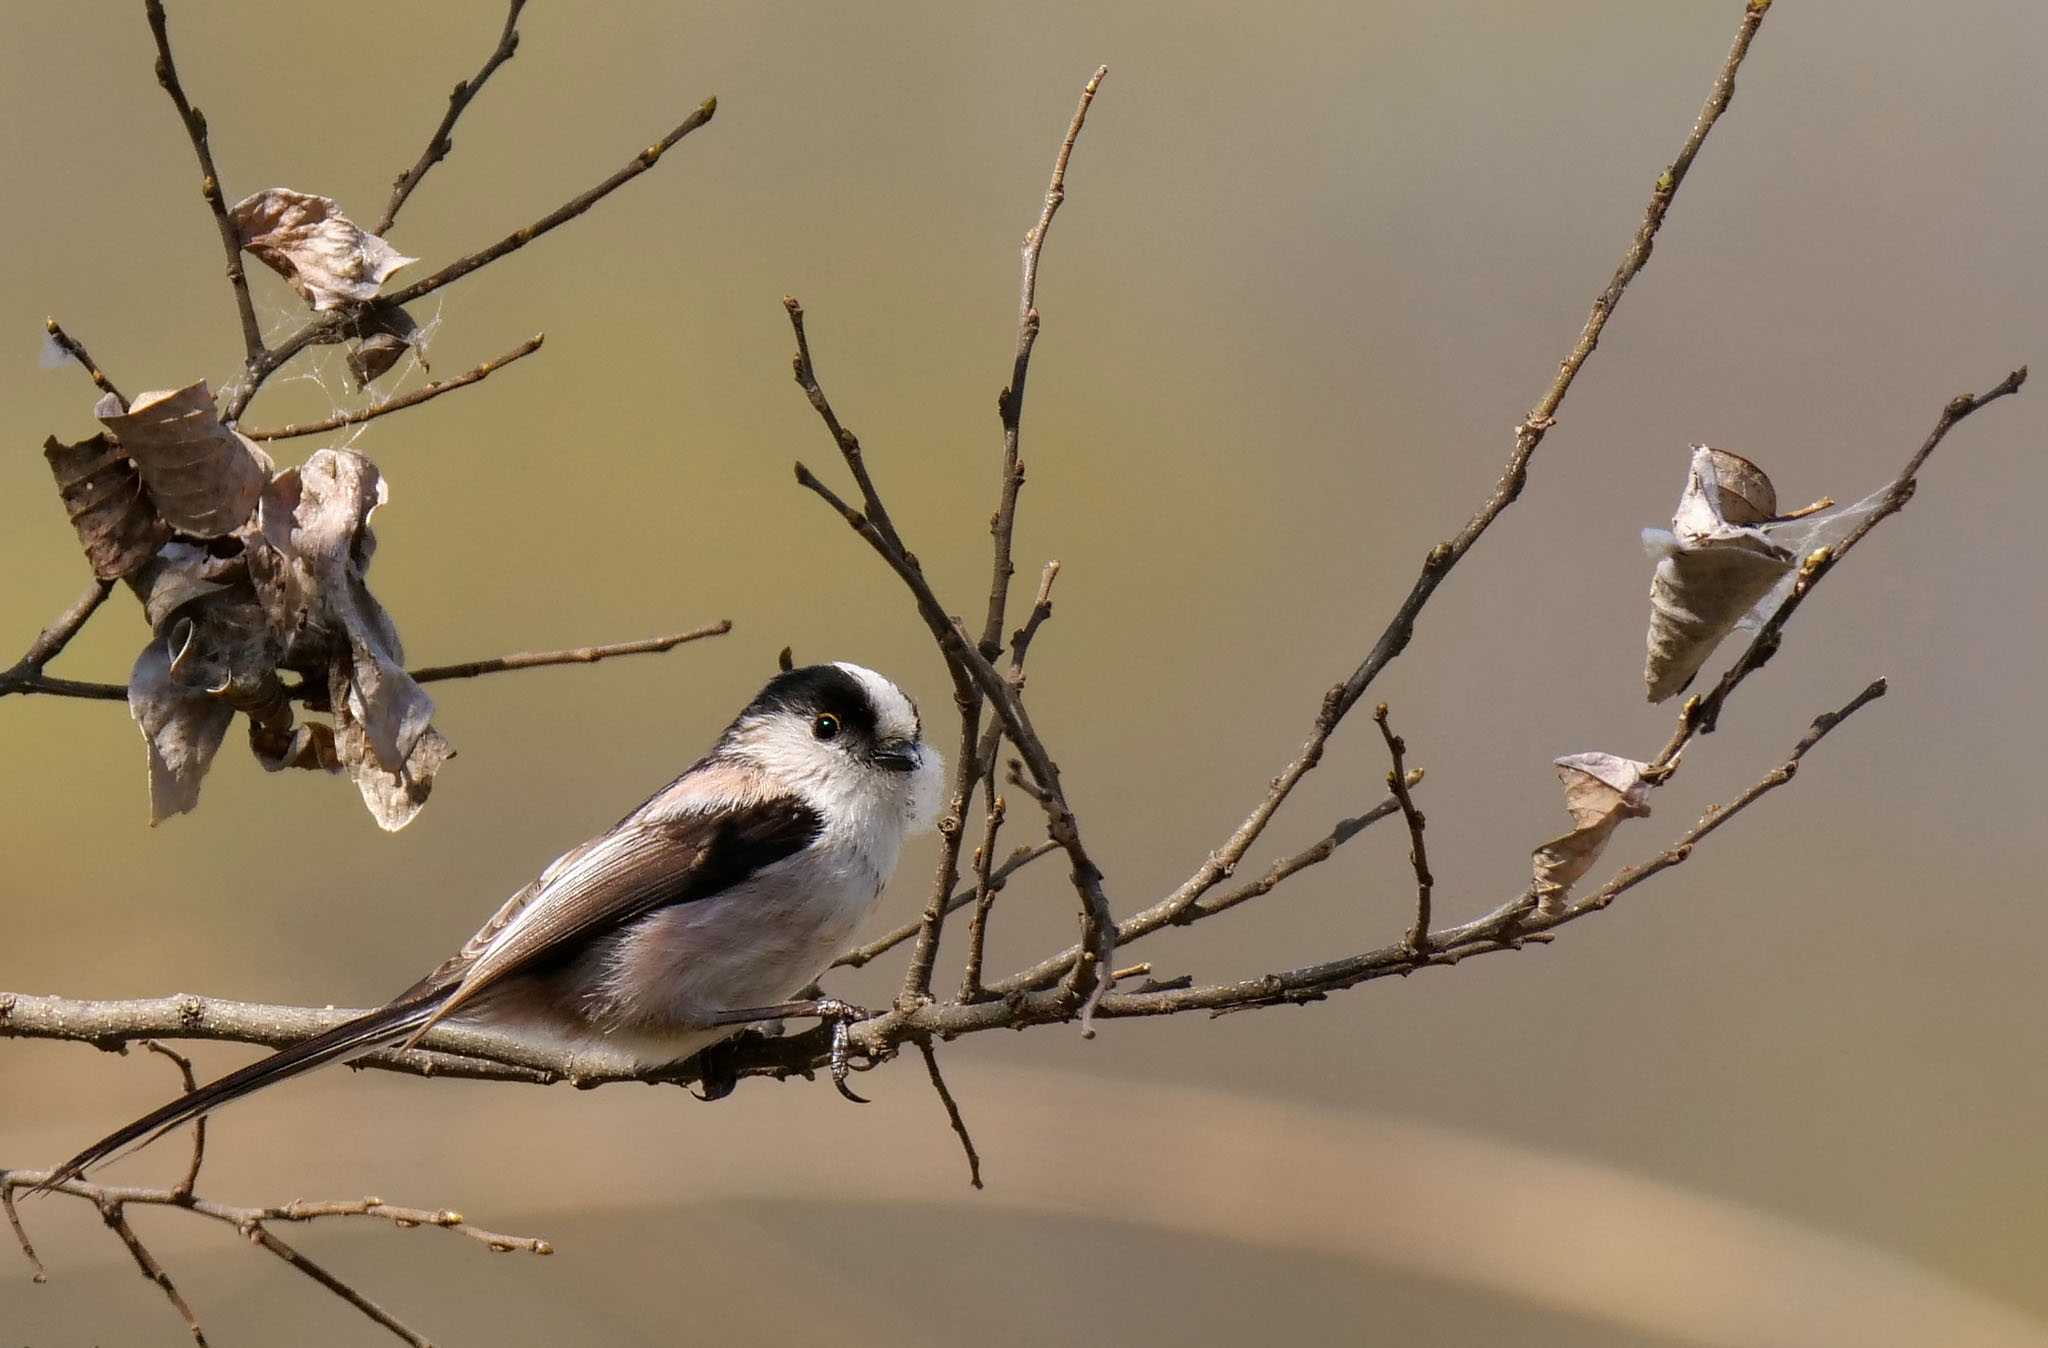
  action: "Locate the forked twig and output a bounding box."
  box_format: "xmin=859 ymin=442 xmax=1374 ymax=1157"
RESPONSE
xmin=1373 ymin=706 xmax=1434 ymax=950
xmin=376 ymin=0 xmax=530 ymax=234
xmin=143 ymin=0 xmax=262 ymax=362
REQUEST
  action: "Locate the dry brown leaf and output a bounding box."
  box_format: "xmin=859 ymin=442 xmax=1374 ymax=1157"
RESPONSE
xmin=1642 ymin=445 xmax=1798 ymax=702
xmin=42 ymin=432 xmax=170 ymax=579
xmin=1532 ymin=751 xmax=1653 ymax=914
xmin=125 ymin=545 xmax=281 ymax=824
xmin=97 ymin=383 xmax=269 ymax=538
xmin=128 ymin=638 xmax=235 ymax=826
xmin=230 ymin=188 xmax=416 ymax=311
xmin=346 ymin=304 xmax=425 ymax=389
xmin=249 ymin=449 xmax=451 ymax=829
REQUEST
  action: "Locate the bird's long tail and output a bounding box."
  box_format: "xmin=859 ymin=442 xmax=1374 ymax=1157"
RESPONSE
xmin=38 ymin=990 xmax=449 ymax=1193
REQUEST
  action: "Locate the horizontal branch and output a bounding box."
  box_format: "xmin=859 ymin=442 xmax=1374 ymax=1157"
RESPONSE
xmin=241 ymin=333 xmax=544 ymax=441
xmin=1 ymin=621 xmax=733 ymax=704
xmin=5 ymin=678 xmax=1869 ymax=1089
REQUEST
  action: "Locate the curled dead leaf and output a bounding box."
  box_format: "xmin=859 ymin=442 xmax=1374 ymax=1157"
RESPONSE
xmin=42 ymin=432 xmax=169 ymax=579
xmin=97 ymin=383 xmax=269 ymax=538
xmin=1532 ymin=752 xmax=1652 ymax=914
xmin=249 ymin=449 xmax=452 ymax=829
xmin=126 ymin=546 xmax=282 ymax=824
xmin=231 ymin=188 xmax=416 ymax=311
xmin=1643 ymin=446 xmax=1798 ymax=702
xmin=346 ymin=303 xmax=425 ymax=389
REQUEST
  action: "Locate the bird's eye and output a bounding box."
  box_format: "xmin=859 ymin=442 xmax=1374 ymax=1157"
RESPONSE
xmin=813 ymin=714 xmax=841 ymax=741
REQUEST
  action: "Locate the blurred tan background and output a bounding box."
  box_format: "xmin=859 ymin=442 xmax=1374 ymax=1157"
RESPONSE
xmin=4 ymin=2 xmax=2044 ymax=1344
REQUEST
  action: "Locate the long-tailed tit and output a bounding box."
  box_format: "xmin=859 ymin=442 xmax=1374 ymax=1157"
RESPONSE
xmin=47 ymin=662 xmax=942 ymax=1188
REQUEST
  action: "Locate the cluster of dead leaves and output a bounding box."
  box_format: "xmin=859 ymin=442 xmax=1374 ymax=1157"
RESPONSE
xmin=39 ymin=192 xmax=449 ymax=829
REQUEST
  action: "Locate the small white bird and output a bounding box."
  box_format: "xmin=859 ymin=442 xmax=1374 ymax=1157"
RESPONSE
xmin=48 ymin=661 xmax=941 ymax=1187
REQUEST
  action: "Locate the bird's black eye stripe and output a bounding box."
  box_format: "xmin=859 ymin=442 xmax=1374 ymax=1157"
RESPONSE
xmin=813 ymin=713 xmax=841 ymax=741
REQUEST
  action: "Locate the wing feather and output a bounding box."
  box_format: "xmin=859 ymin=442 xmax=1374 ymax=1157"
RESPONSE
xmin=398 ymin=794 xmax=821 ymax=1047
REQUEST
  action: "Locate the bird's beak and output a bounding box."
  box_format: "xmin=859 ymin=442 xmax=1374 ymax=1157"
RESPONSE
xmin=871 ymin=741 xmax=921 ymax=773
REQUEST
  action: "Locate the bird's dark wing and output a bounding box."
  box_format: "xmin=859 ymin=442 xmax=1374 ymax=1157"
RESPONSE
xmin=399 ymin=794 xmax=822 ymax=1046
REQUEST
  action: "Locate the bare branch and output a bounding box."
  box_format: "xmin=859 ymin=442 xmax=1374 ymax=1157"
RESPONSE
xmin=957 ymin=773 xmax=1007 ymax=1002
xmin=988 ymin=779 xmax=1416 ymax=993
xmin=1141 ymin=0 xmax=1778 ymax=934
xmin=2 ymin=1184 xmax=46 ymax=1283
xmin=982 ymin=69 xmax=1105 ymax=660
xmin=1575 ymin=678 xmax=1890 ymax=919
xmin=244 ymin=1227 xmax=429 ymax=1347
xmin=917 ymin=1040 xmax=984 ymax=1190
xmin=1190 ymin=783 xmax=1416 ymax=923
xmin=143 ymin=0 xmax=263 ymax=363
xmin=0 ymin=1161 xmax=551 ymax=1348
xmin=382 ymin=103 xmax=717 ymax=312
xmin=1373 ymin=705 xmax=1434 ymax=950
xmin=242 ymin=333 xmax=544 ymax=441
xmin=101 ymin=1204 xmax=208 ymax=1345
xmin=0 ymin=578 xmax=115 ymax=699
xmin=375 ymin=0 xmax=529 ymax=235
xmin=43 ymin=318 xmax=126 ymax=408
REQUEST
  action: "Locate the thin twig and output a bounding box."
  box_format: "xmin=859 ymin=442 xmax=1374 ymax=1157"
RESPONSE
xmin=242 ymin=333 xmax=544 ymax=440
xmin=141 ymin=1040 xmax=204 ymax=1199
xmin=981 ymin=68 xmax=1105 ymax=660
xmin=1 ymin=1163 xmax=551 ymax=1347
xmin=2 ymin=1183 xmax=46 ymax=1282
xmin=959 ymin=561 xmax=1060 ymax=1000
xmin=384 ymin=103 xmax=717 ymax=311
xmin=917 ymin=1040 xmax=984 ymax=1190
xmin=891 ymin=70 xmax=1105 ymax=1005
xmin=43 ymin=319 xmax=126 ymax=408
xmin=1573 ymin=679 xmax=1890 ymax=919
xmin=405 ymin=620 xmax=731 ymax=682
xmin=0 ymin=578 xmax=115 ymax=699
xmin=1187 ymin=784 xmax=1415 ymax=922
xmin=833 ymin=842 xmax=1057 ymax=971
xmin=246 ymin=1227 xmax=429 ymax=1347
xmin=1373 ymin=706 xmax=1433 ymax=950
xmin=102 ymin=1204 xmax=208 ymax=1345
xmin=143 ymin=0 xmax=262 ymax=364
xmin=375 ymin=0 xmax=529 ymax=235
xmin=1648 ymin=366 xmax=2027 ymax=772
xmin=991 ymin=779 xmax=1416 ymax=992
xmin=957 ymin=775 xmax=1007 ymax=1002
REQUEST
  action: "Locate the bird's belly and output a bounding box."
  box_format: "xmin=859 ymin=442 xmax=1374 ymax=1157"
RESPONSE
xmin=580 ymin=858 xmax=882 ymax=1034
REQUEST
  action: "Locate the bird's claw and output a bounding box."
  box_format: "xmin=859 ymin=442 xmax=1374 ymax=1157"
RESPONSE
xmin=813 ymin=998 xmax=871 ymax=1104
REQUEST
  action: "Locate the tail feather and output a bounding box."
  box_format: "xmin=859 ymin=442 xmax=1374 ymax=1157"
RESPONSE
xmin=39 ymin=992 xmax=446 ymax=1193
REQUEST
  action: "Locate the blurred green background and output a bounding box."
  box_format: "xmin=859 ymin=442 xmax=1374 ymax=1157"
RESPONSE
xmin=4 ymin=2 xmax=2044 ymax=1344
